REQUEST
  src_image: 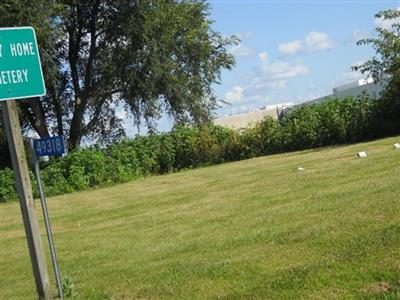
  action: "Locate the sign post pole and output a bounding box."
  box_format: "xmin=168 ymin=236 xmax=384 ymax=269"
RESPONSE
xmin=1 ymin=26 xmax=53 ymax=299
xmin=31 ymin=143 xmax=64 ymax=299
xmin=2 ymin=100 xmax=52 ymax=299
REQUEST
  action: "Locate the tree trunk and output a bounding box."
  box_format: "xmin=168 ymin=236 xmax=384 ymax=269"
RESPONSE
xmin=48 ymin=83 xmax=64 ymax=136
xmin=20 ymin=98 xmax=49 ymax=138
xmin=68 ymin=99 xmax=84 ymax=150
xmin=67 ymin=1 xmax=99 ymax=150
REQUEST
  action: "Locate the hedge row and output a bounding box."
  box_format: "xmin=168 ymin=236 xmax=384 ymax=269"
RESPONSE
xmin=1 ymin=94 xmax=399 ymax=203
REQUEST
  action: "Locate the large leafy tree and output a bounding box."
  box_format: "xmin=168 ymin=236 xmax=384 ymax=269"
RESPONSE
xmin=0 ymin=0 xmax=237 ymax=151
xmin=352 ymin=8 xmax=400 ymax=133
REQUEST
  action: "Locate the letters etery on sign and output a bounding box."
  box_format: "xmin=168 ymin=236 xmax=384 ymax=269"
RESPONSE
xmin=0 ymin=27 xmax=46 ymax=101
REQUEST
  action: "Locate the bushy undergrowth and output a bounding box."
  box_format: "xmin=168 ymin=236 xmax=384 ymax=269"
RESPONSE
xmin=1 ymin=94 xmax=398 ymax=203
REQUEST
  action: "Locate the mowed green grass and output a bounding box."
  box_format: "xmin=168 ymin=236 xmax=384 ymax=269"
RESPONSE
xmin=1 ymin=137 xmax=399 ymax=300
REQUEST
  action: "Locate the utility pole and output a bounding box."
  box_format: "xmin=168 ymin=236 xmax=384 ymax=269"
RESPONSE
xmin=2 ymin=100 xmax=52 ymax=299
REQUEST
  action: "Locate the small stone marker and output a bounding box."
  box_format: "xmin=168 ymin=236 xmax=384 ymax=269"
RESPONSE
xmin=357 ymin=151 xmax=367 ymax=158
xmin=394 ymin=143 xmax=400 ymax=150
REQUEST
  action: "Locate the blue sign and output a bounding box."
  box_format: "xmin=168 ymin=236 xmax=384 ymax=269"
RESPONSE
xmin=33 ymin=136 xmax=66 ymax=157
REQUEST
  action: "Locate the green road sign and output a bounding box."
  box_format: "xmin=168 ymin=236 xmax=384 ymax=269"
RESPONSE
xmin=0 ymin=27 xmax=46 ymax=101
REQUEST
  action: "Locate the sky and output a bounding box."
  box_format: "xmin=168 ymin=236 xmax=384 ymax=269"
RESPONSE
xmin=125 ymin=0 xmax=400 ymax=136
xmin=209 ymin=0 xmax=400 ymax=117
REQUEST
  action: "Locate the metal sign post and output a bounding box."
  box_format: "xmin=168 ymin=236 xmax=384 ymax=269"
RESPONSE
xmin=32 ymin=137 xmax=66 ymax=299
xmin=0 ymin=26 xmax=51 ymax=299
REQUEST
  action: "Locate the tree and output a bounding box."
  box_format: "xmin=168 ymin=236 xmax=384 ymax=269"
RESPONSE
xmin=0 ymin=0 xmax=237 ymax=151
xmin=352 ymin=8 xmax=400 ymax=134
xmin=352 ymin=8 xmax=400 ymax=81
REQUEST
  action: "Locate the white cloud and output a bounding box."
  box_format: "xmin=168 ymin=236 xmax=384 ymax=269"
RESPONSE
xmin=351 ymin=60 xmax=367 ymax=69
xmin=245 ymin=76 xmax=286 ymax=92
xmin=264 ymin=61 xmax=309 ymax=80
xmin=224 ymin=86 xmax=245 ymax=103
xmin=278 ymin=40 xmax=303 ymax=56
xmin=235 ymin=32 xmax=253 ymax=40
xmin=340 ymin=60 xmax=369 ymax=83
xmin=237 ymin=52 xmax=309 ymax=94
xmin=266 ymin=80 xmax=287 ymax=89
xmin=259 ymin=52 xmax=269 ymax=62
xmin=230 ymin=43 xmax=257 ymax=58
xmin=342 ymin=70 xmax=364 ymax=81
xmin=374 ymin=8 xmax=400 ymax=31
xmin=226 ymin=53 xmax=309 ymax=105
xmin=353 ymin=30 xmax=370 ymax=41
xmin=342 ymin=61 xmax=367 ymax=82
xmin=259 ymin=53 xmax=309 ymax=80
xmin=305 ymin=31 xmax=334 ymax=51
xmin=278 ymin=31 xmax=334 ymax=56
xmin=221 ymin=52 xmax=310 ymax=113
xmin=375 ymin=18 xmax=394 ymax=31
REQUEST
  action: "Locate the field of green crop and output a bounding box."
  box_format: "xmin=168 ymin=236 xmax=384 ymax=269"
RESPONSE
xmin=1 ymin=136 xmax=399 ymax=299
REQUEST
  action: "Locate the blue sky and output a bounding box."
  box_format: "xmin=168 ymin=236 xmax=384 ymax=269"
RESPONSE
xmin=209 ymin=0 xmax=400 ymax=117
xmin=124 ymin=0 xmax=399 ymax=136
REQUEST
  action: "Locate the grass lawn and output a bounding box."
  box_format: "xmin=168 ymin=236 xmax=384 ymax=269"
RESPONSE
xmin=0 ymin=136 xmax=399 ymax=299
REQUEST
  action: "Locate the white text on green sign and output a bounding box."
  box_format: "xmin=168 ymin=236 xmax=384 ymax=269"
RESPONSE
xmin=0 ymin=27 xmax=46 ymax=101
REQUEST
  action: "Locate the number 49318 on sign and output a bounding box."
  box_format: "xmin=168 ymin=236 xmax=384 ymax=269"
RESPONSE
xmin=33 ymin=136 xmax=66 ymax=157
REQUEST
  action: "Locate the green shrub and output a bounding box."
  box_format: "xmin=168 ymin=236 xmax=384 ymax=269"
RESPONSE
xmin=1 ymin=94 xmax=399 ymax=203
xmin=219 ymin=129 xmax=243 ymax=162
xmin=255 ymin=116 xmax=282 ymax=155
xmin=106 ymin=140 xmax=141 ymax=182
xmin=171 ymin=126 xmax=200 ymax=169
xmin=0 ymin=168 xmax=17 ymax=202
xmin=66 ymin=150 xmax=108 ymax=187
xmin=0 ymin=168 xmax=42 ymax=202
xmin=41 ymin=161 xmax=74 ymax=195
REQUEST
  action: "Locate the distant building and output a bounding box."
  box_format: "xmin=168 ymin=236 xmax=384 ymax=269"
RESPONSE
xmin=298 ymin=78 xmax=387 ymax=107
xmin=214 ymin=78 xmax=387 ymax=130
xmin=214 ymin=104 xmax=292 ymax=130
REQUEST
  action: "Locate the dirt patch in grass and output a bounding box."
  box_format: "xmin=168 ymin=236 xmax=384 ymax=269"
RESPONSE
xmin=362 ymin=281 xmax=391 ymax=295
